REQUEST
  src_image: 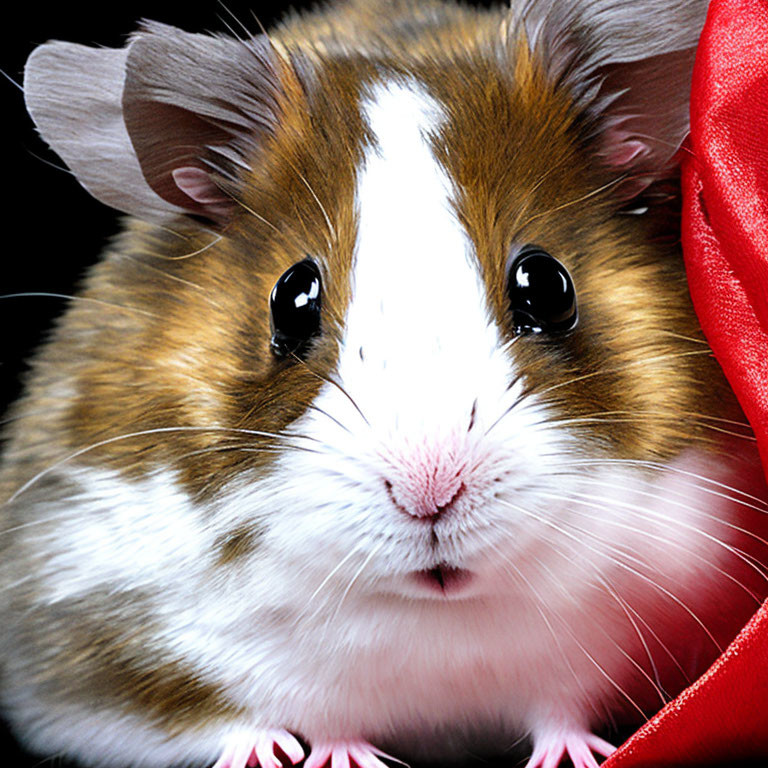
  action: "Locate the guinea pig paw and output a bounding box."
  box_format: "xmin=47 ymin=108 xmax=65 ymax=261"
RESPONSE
xmin=303 ymin=740 xmax=400 ymax=768
xmin=525 ymin=727 xmax=616 ymax=768
xmin=212 ymin=729 xmax=305 ymax=768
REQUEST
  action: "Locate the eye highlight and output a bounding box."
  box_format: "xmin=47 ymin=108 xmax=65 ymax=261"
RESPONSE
xmin=270 ymin=258 xmax=322 ymax=357
xmin=507 ymin=248 xmax=578 ymax=335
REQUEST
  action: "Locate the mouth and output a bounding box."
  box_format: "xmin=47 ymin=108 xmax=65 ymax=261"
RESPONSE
xmin=411 ymin=564 xmax=474 ymax=597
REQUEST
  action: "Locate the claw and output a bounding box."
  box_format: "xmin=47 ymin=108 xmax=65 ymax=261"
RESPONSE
xmin=585 ymin=733 xmax=618 ymax=759
xmin=526 ymin=725 xmax=616 ymax=768
xmin=305 ymin=740 xmax=399 ymax=768
xmin=214 ymin=729 xmax=305 ymax=768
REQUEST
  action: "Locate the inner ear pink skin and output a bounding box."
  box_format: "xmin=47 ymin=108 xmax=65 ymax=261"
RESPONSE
xmin=171 ymin=166 xmax=232 ymax=218
xmin=605 ymin=138 xmax=651 ymax=168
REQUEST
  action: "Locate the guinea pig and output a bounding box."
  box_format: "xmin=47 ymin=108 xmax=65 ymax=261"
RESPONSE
xmin=2 ymin=1 xmax=767 ymax=768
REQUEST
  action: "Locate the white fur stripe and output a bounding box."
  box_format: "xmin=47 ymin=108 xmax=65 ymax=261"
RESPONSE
xmin=339 ymin=80 xmax=505 ymax=439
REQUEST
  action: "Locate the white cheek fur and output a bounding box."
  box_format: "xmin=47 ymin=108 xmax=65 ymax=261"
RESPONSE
xmin=37 ymin=468 xmax=208 ymax=602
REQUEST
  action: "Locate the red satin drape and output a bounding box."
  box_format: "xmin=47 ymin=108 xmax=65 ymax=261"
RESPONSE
xmin=605 ymin=1 xmax=768 ymax=765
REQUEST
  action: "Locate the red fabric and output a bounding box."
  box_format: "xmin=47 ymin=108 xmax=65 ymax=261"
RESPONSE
xmin=605 ymin=1 xmax=768 ymax=765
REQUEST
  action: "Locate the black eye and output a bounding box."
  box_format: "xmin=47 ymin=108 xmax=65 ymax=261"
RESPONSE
xmin=270 ymin=258 xmax=322 ymax=357
xmin=507 ymin=248 xmax=577 ymax=334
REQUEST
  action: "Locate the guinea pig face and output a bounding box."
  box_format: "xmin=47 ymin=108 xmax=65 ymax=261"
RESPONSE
xmin=19 ymin=11 xmax=736 ymax=612
xmin=210 ymin=61 xmax=734 ymax=605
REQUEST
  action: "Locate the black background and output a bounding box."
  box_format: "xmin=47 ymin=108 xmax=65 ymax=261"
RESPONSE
xmin=0 ymin=2 xmax=765 ymax=767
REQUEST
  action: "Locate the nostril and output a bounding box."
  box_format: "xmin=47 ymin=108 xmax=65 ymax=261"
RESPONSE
xmin=435 ymin=482 xmax=466 ymax=516
xmin=384 ymin=478 xmax=403 ymax=511
xmin=468 ymin=399 xmax=478 ymax=432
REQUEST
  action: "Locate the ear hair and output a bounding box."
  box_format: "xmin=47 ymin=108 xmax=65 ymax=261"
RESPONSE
xmin=24 ymin=22 xmax=285 ymax=226
xmin=507 ymin=0 xmax=710 ymax=198
xmin=24 ymin=42 xmax=187 ymax=223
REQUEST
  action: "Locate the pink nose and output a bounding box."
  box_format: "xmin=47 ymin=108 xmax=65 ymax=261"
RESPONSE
xmin=385 ymin=461 xmax=467 ymax=520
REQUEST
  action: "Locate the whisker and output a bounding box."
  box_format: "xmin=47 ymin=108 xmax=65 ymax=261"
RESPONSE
xmin=123 ymin=256 xmax=226 ymax=311
xmin=557 ymin=458 xmax=768 ymax=514
xmin=535 ymin=489 xmax=766 ymax=601
xmin=531 ymin=350 xmax=713 ymax=400
xmin=223 ymin=190 xmax=282 ymax=234
xmin=0 ymin=67 xmax=23 ymax=91
xmin=0 ymin=293 xmax=160 ymax=320
xmin=153 ymin=234 xmax=224 ymax=262
xmin=304 ymin=402 xmax=354 ymax=436
xmin=216 ymin=0 xmax=256 ymax=40
xmin=248 ymin=9 xmax=271 ymax=37
xmin=306 ymin=542 xmax=369 ymax=608
xmin=512 ymin=172 xmax=630 ymax=238
xmin=596 ymin=576 xmax=691 ymax=685
xmin=174 ymin=441 xmax=323 ymax=462
xmin=271 ymin=144 xmax=337 ymax=248
xmin=568 ymin=475 xmax=768 ymax=552
xmin=25 ymin=149 xmax=73 ymax=174
xmin=484 ymin=350 xmax=715 ymax=438
xmin=473 ymin=529 xmax=605 ymax=725
xmin=539 ymin=413 xmax=754 ymax=442
xmin=657 ymin=330 xmax=709 ymax=346
xmin=4 ymin=425 xmax=322 ymax=505
xmin=293 ymin=168 xmax=337 ymax=247
xmin=0 ymin=510 xmax=83 ymax=540
xmin=541 ymin=409 xmax=753 ymax=431
xmin=531 ymin=551 xmax=668 ymax=706
xmin=323 ymin=541 xmax=385 ymax=638
xmin=290 ymin=353 xmax=371 ymax=428
xmin=483 ymin=527 xmax=649 ymax=720
xmin=497 ymin=498 xmax=723 ymax=654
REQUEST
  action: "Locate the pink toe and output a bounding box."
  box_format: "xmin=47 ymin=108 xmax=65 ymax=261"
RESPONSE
xmin=214 ymin=742 xmax=256 ymax=768
xmin=541 ymin=741 xmax=567 ymax=768
xmin=305 ymin=744 xmax=333 ymax=768
xmin=586 ymin=734 xmax=617 ymax=758
xmin=254 ymin=735 xmax=280 ymax=768
xmin=304 ymin=740 xmax=398 ymax=768
xmin=348 ymin=745 xmax=388 ymax=768
xmin=528 ymin=727 xmax=616 ymax=768
xmin=331 ymin=745 xmax=351 ymax=768
xmin=273 ymin=731 xmax=306 ymax=765
xmin=524 ymin=745 xmax=545 ymax=768
xmin=215 ymin=730 xmax=306 ymax=768
xmin=565 ymin=737 xmax=599 ymax=768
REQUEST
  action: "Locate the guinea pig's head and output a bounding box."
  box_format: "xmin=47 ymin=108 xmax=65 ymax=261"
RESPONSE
xmin=23 ymin=0 xmax=742 ymax=610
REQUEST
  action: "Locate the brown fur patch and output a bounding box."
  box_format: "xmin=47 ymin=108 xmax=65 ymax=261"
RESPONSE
xmin=411 ymin=37 xmax=736 ymax=461
xmin=2 ymin=52 xmax=373 ymax=504
xmin=216 ymin=524 xmax=264 ymax=566
xmin=18 ymin=591 xmax=240 ymax=734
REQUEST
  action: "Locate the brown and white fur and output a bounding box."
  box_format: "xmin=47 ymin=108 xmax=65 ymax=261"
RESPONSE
xmin=2 ymin=1 xmax=767 ymax=767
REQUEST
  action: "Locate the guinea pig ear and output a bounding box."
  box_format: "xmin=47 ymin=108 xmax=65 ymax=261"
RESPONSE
xmin=24 ymin=22 xmax=283 ymax=226
xmin=508 ymin=0 xmax=709 ymax=199
xmin=122 ymin=22 xmax=283 ymax=225
xmin=24 ymin=42 xmax=186 ymax=223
